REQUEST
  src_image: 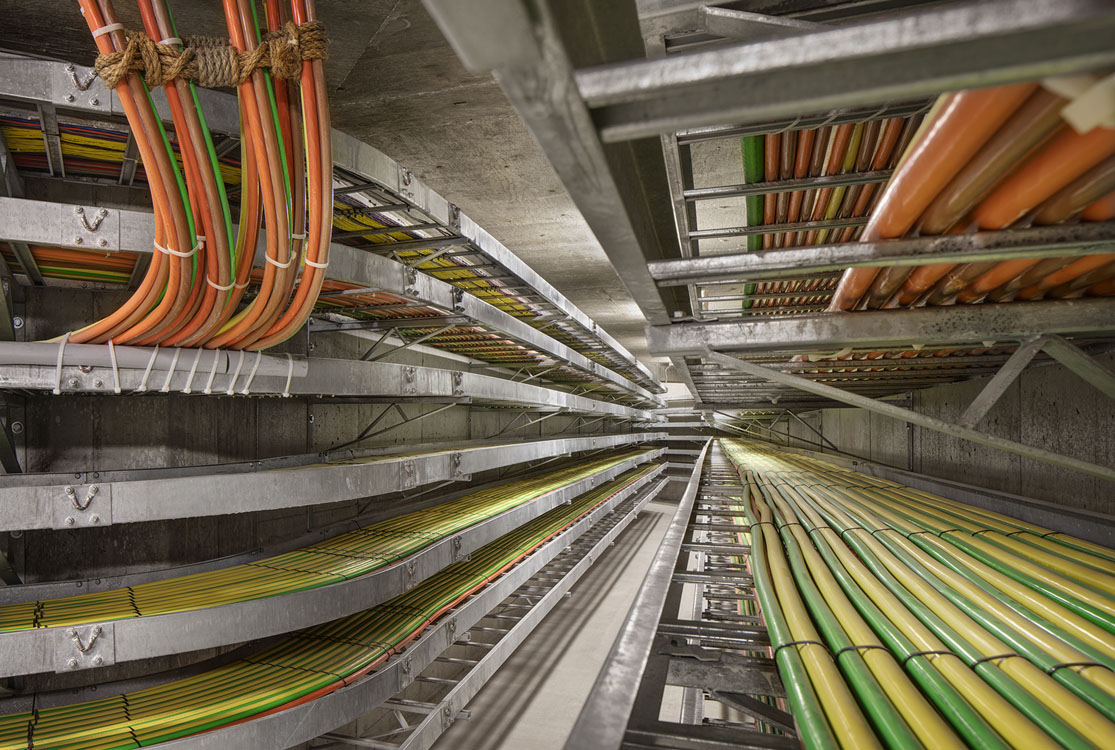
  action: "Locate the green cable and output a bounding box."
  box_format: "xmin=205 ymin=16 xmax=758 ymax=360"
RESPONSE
xmin=248 ymin=1 xmax=293 ymax=230
xmin=741 ymin=491 xmax=840 ymax=750
xmin=760 ymin=484 xmax=921 ymax=749
xmin=740 ymin=136 xmax=764 ymax=309
xmin=795 ymin=490 xmax=1094 ymax=750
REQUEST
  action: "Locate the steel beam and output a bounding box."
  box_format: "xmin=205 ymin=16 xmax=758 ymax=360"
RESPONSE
xmin=423 ymin=0 xmax=687 ymax=327
xmin=957 ymin=336 xmax=1045 ymax=428
xmin=578 ymin=0 xmax=1115 ymax=142
xmin=1041 ymin=334 xmax=1115 ymax=401
xmin=647 ymin=298 xmax=1115 ymax=356
xmin=564 ymin=439 xmax=711 ymax=750
xmin=651 ymin=223 xmax=1115 ymax=286
xmin=705 ymin=351 xmax=1115 ymax=483
xmin=0 ymin=458 xmax=664 ymax=678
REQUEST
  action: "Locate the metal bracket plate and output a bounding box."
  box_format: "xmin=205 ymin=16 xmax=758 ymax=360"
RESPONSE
xmin=52 ymin=483 xmax=112 ymax=528
xmin=53 ymin=622 xmax=114 ymax=672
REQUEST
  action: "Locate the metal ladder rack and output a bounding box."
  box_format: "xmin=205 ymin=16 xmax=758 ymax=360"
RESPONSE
xmin=566 ymin=440 xmax=796 ymax=750
xmin=311 ymin=475 xmax=670 ymax=750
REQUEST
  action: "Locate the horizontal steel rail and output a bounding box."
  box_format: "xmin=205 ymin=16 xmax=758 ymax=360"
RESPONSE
xmin=577 ymin=0 xmax=1115 ymax=141
xmin=147 ymin=467 xmax=664 ymax=749
xmin=0 ymin=342 xmax=654 ymax=421
xmin=0 ymin=432 xmax=665 ymax=532
xmin=651 ymin=223 xmax=1115 ymax=286
xmin=0 ymin=455 xmax=664 ymax=678
xmin=0 ymin=196 xmax=659 ymax=406
xmin=682 ymin=169 xmax=893 ymax=202
xmin=0 ymin=59 xmax=662 ymax=393
xmin=646 ymin=298 xmax=1115 ymax=357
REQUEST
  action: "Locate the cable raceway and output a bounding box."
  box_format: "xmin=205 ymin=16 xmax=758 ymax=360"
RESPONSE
xmin=0 ymin=449 xmax=652 ymax=632
xmin=0 ymin=462 xmax=660 ymax=749
xmin=718 ymin=438 xmax=1115 ymax=750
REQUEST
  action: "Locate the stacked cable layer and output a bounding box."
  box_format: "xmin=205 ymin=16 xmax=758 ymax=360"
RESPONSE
xmin=0 ymin=449 xmax=652 ymax=633
xmin=720 ymin=439 xmax=1115 ymax=750
xmin=0 ymin=463 xmax=659 ymax=749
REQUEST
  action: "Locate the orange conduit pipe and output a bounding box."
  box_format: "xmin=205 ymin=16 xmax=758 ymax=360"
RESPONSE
xmin=827 ymin=84 xmax=1037 ymax=311
xmin=947 ymin=126 xmax=1115 ymax=303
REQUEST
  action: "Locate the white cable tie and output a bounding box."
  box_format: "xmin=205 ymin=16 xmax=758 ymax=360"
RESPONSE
xmin=290 ymin=233 xmax=306 ymax=241
xmin=91 ymin=22 xmax=123 ymax=38
xmin=137 ymin=346 xmax=160 ymax=393
xmin=182 ymin=349 xmax=203 ymax=394
xmin=265 ymin=254 xmax=294 ymax=269
xmin=159 ymin=36 xmax=182 ymax=46
xmin=203 ymin=348 xmax=222 ymax=394
xmin=303 ymin=258 xmax=329 ymax=269
xmin=52 ymin=332 xmax=72 ymax=395
xmin=206 ymin=276 xmax=235 ymax=291
xmin=159 ymin=348 xmax=183 ymax=392
xmin=239 ymin=351 xmax=263 ymax=395
xmin=107 ymin=339 xmax=122 ymax=394
xmin=234 ymin=280 xmax=250 ymax=289
xmin=154 ymin=240 xmax=201 ymax=258
xmin=226 ymin=350 xmax=246 ymax=395
xmin=282 ymin=353 xmax=294 ymax=398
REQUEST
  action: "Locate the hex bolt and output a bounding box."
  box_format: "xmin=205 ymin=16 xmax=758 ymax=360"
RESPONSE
xmin=64 ymin=93 xmax=74 ymax=102
xmin=89 ymin=485 xmax=99 ymax=495
xmin=66 ymin=658 xmax=78 ymax=669
xmin=68 ymin=378 xmax=80 ymax=388
xmin=73 ymin=236 xmax=83 ymax=245
xmin=89 ymin=514 xmax=101 ymax=525
xmin=64 ymin=517 xmax=75 ymax=526
xmin=65 ymin=486 xmax=76 ymax=496
xmin=98 ymin=239 xmax=108 ymax=247
xmin=90 ymin=97 xmax=99 ymax=106
xmin=93 ymin=655 xmax=104 ymax=665
xmin=12 ymin=317 xmax=22 ymax=329
xmin=93 ymin=379 xmax=104 ymax=388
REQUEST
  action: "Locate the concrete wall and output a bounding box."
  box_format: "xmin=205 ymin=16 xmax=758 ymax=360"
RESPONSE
xmin=770 ymin=354 xmax=1115 ymax=515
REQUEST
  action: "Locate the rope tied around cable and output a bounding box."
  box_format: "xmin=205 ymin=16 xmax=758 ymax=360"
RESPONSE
xmin=94 ymin=20 xmax=327 ymax=89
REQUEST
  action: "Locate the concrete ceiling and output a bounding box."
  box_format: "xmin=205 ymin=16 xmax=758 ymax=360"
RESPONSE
xmin=0 ymin=0 xmax=658 ymax=367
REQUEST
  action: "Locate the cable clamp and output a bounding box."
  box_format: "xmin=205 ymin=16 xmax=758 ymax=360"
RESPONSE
xmin=159 ymin=348 xmax=182 ymax=392
xmin=52 ymin=332 xmax=71 ymax=395
xmin=304 ymin=258 xmax=329 ymax=269
xmin=91 ymin=23 xmax=123 ymax=38
xmin=265 ymin=254 xmax=294 ymax=269
xmin=106 ymin=339 xmax=122 ymax=393
xmin=773 ymin=640 xmax=830 ymax=658
xmin=136 ymin=346 xmax=160 ymax=392
xmin=1047 ymin=661 xmax=1112 ymax=676
xmin=835 ymin=644 xmax=889 ymax=659
xmin=901 ymin=650 xmax=954 ymax=667
xmin=239 ymin=351 xmax=263 ymax=395
xmin=202 ymin=348 xmax=222 ymax=394
xmin=971 ymin=653 xmax=1020 ymax=667
xmin=206 ymin=277 xmax=235 ymax=291
xmin=182 ymin=349 xmax=203 ymax=394
xmin=282 ymin=353 xmax=294 ymax=398
xmin=226 ymin=350 xmax=246 ymax=395
xmin=154 ymin=240 xmax=201 ymax=258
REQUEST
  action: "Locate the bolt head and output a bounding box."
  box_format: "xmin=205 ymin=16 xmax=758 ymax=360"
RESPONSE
xmin=89 ymin=98 xmax=99 ymax=106
xmin=64 ymin=93 xmax=74 ymax=102
xmin=64 ymin=516 xmax=75 ymax=526
xmin=67 ymin=628 xmax=77 ymax=637
xmin=93 ymin=655 xmax=103 ymax=665
xmin=98 ymin=239 xmax=108 ymax=247
xmin=65 ymin=486 xmax=76 ymax=496
xmin=68 ymin=378 xmax=80 ymax=388
xmin=66 ymin=658 xmax=78 ymax=669
xmin=12 ymin=316 xmax=23 ymax=329
xmin=89 ymin=485 xmax=98 ymax=494
xmin=73 ymin=236 xmax=83 ymax=245
xmin=89 ymin=514 xmax=100 ymax=524
xmin=93 ymin=379 xmax=104 ymax=388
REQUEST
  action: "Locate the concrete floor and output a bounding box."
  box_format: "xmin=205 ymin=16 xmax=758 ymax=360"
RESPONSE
xmin=431 ymin=499 xmax=674 ymax=750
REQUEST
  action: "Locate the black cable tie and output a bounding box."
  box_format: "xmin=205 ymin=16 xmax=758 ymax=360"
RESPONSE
xmin=835 ymin=644 xmax=889 ymax=659
xmin=906 ymin=530 xmax=935 ymax=538
xmin=1005 ymin=530 xmax=1029 ymax=538
xmin=750 ymin=521 xmax=776 ymax=531
xmin=971 ymin=653 xmax=1020 ymax=667
xmin=1040 ymin=530 xmax=1064 ymax=539
xmin=773 ymin=639 xmax=831 ymax=658
xmin=839 ymin=526 xmax=868 ymax=540
xmin=937 ymin=528 xmax=964 ymax=537
xmin=902 ymin=650 xmax=954 ymax=667
xmin=1047 ymin=661 xmax=1113 ymax=676
xmin=971 ymin=529 xmax=998 ymax=537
